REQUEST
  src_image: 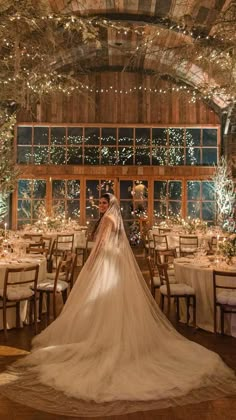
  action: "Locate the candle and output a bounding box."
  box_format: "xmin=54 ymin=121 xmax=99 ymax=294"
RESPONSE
xmin=4 ymin=222 xmax=7 ymax=239
xmin=216 ymin=234 xmax=220 ymax=252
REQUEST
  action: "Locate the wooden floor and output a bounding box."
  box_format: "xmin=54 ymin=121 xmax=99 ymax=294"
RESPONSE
xmin=0 ymin=248 xmax=236 ymax=420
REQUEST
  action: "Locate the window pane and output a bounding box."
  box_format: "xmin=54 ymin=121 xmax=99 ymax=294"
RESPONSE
xmin=120 ymin=181 xmax=133 ymax=199
xmin=17 ymin=146 xmax=32 ymax=164
xmin=202 ymin=148 xmax=217 ymax=165
xmin=84 ymin=147 xmax=99 ymax=164
xmin=203 ymin=129 xmax=217 ymax=146
xmin=202 ymin=181 xmax=215 ymax=200
xmin=100 ymin=180 xmax=114 ymax=195
xmin=187 ymin=181 xmax=200 ymax=200
xmin=154 ymin=181 xmax=167 ymax=199
xmin=51 ymin=127 xmax=66 ymax=145
xmin=135 ymin=147 xmax=150 ymax=165
xmin=18 ymin=180 xmax=32 ymax=199
xmin=120 ymin=200 xmax=133 ymax=218
xmin=187 ymin=202 xmax=200 ymax=218
xmin=154 ymin=201 xmax=167 ymax=218
xmin=169 ymin=147 xmax=184 ymax=165
xmin=34 ymin=127 xmax=49 ymax=145
xmin=68 ymin=127 xmax=83 ymax=145
xmin=117 ymin=147 xmax=133 ymax=165
xmin=18 ymin=200 xmax=31 ymax=219
xmin=52 ymin=200 xmax=65 ymax=216
xmin=152 ymin=147 xmax=167 ymax=165
xmin=101 ymin=128 xmax=116 ymax=145
xmin=52 ymin=180 xmax=66 ymax=199
xmin=86 ymin=180 xmax=99 ymax=199
xmin=33 ymin=180 xmax=46 ymax=199
xmin=67 ymin=147 xmax=83 ymax=164
xmin=86 ymin=200 xmax=99 ymax=219
xmin=32 ymin=200 xmax=45 ymax=219
xmin=152 ymin=128 xmax=167 ymax=146
xmin=67 ymin=180 xmax=80 ymax=199
xmin=169 ymin=128 xmax=184 ymax=146
xmin=202 ymin=202 xmax=215 ymax=221
xmin=169 ymin=181 xmax=182 ymax=199
xmin=135 ymin=128 xmax=150 ymax=146
xmin=84 ymin=127 xmax=99 ymax=145
xmin=186 ymin=129 xmax=200 ymax=146
xmin=33 ymin=146 xmax=49 ymax=164
xmin=101 ymin=147 xmax=117 ymax=164
xmin=67 ymin=200 xmax=80 ymax=218
xmin=186 ymin=147 xmax=200 ymax=165
xmin=118 ymin=128 xmax=133 ymax=145
xmin=50 ymin=147 xmax=66 ymax=164
xmin=17 ymin=127 xmax=32 ymax=145
xmin=169 ymin=201 xmax=181 ymax=216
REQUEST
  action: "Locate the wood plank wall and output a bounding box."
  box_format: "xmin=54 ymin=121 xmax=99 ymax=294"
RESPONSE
xmin=17 ymin=72 xmax=220 ymax=125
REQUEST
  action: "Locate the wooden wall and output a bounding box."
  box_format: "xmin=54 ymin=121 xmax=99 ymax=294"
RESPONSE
xmin=17 ymin=72 xmax=221 ymax=125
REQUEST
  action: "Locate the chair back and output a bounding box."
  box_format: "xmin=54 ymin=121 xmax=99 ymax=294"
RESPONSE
xmin=41 ymin=236 xmax=53 ymax=256
xmin=53 ymin=258 xmax=73 ymax=293
xmin=153 ymin=234 xmax=168 ymax=250
xmin=23 ymin=233 xmax=42 ymax=243
xmin=213 ymin=269 xmax=236 ymax=333
xmin=159 ymin=228 xmax=171 ymax=235
xmin=27 ymin=242 xmax=46 ymax=255
xmin=55 ymin=234 xmax=74 ymax=252
xmin=63 ymin=252 xmax=77 ymax=288
xmin=179 ymin=235 xmax=198 ymax=256
xmin=156 ymin=262 xmax=170 ymax=293
xmin=3 ymin=265 xmax=39 ymax=300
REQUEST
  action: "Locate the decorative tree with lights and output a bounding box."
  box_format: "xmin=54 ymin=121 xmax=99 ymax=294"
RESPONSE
xmin=0 ymin=112 xmax=19 ymax=222
xmin=211 ymin=156 xmax=236 ymax=231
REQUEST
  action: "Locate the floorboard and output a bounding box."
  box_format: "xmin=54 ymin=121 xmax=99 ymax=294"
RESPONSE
xmin=0 ymin=247 xmax=236 ymax=419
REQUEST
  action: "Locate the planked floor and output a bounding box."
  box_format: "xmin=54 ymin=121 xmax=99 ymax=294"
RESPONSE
xmin=0 ymin=248 xmax=236 ymax=420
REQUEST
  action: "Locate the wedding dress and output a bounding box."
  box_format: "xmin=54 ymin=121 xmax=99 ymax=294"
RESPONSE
xmin=0 ymin=194 xmax=236 ymax=417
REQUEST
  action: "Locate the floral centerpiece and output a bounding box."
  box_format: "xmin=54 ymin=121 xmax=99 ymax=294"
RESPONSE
xmin=182 ymin=217 xmax=208 ymax=234
xmin=219 ymin=234 xmax=236 ymax=262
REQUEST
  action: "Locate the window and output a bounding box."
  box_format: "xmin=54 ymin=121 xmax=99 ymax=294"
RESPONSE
xmin=187 ymin=181 xmax=215 ymax=223
xmin=16 ymin=125 xmax=219 ymax=167
xmin=153 ymin=181 xmax=182 ymax=222
xmin=17 ymin=179 xmax=46 ymax=227
xmin=52 ymin=179 xmax=80 ymax=219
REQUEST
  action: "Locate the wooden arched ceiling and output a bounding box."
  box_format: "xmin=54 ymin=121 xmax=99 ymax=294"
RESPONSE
xmin=0 ymin=0 xmax=235 ymax=114
xmin=45 ymin=0 xmax=236 ymax=111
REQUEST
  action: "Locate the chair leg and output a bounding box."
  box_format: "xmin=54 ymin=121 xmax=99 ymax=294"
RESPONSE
xmin=167 ymin=296 xmax=171 ymax=316
xmin=160 ymin=294 xmax=164 ymax=311
xmin=53 ymin=294 xmax=57 ymax=320
xmin=46 ymin=293 xmax=50 ymax=324
xmin=39 ymin=292 xmax=43 ymax=320
xmin=16 ymin=302 xmax=20 ymax=328
xmin=3 ymin=304 xmax=7 ymax=339
xmin=214 ymin=304 xmax=217 ymax=333
xmin=220 ymin=307 xmax=225 ymax=335
xmin=186 ymin=296 xmax=190 ymax=325
xmin=192 ymin=296 xmax=196 ymax=328
xmin=34 ymin=296 xmax=38 ymax=334
xmin=176 ymin=297 xmax=180 ymax=322
xmin=62 ymin=289 xmax=67 ymax=305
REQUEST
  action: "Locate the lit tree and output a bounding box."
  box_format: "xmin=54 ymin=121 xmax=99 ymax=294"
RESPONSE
xmin=211 ymin=156 xmax=236 ymax=231
xmin=0 ymin=112 xmax=19 ymax=222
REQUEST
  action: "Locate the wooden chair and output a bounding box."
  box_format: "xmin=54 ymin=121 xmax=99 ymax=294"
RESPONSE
xmin=0 ymin=265 xmax=39 ymax=339
xmin=179 ymin=235 xmax=198 ymax=257
xmin=153 ymin=234 xmax=177 ymax=263
xmin=213 ymin=269 xmax=236 ymax=334
xmin=146 ymin=256 xmax=161 ymax=298
xmin=158 ymin=227 xmax=171 ymax=235
xmin=156 ymin=262 xmax=196 ymax=326
xmin=37 ymin=254 xmax=75 ymax=324
xmin=52 ymin=233 xmax=74 ymax=268
xmin=27 ymin=241 xmax=46 ymax=255
xmin=23 ymin=233 xmax=42 ymax=243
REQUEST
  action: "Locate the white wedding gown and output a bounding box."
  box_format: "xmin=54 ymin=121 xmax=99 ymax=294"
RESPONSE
xmin=1 ymin=195 xmax=236 ymax=417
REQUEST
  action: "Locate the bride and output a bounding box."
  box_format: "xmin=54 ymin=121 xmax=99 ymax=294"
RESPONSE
xmin=1 ymin=193 xmax=236 ymax=417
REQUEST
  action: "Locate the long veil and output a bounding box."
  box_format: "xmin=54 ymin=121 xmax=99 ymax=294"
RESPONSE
xmin=0 ymin=194 xmax=236 ymax=417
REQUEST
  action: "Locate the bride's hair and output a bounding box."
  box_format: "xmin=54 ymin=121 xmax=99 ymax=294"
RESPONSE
xmin=90 ymin=193 xmax=111 ymax=239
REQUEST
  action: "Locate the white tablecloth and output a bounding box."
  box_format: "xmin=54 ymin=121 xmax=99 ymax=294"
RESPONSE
xmin=0 ymin=256 xmax=47 ymax=330
xmin=174 ymin=258 xmax=236 ymax=336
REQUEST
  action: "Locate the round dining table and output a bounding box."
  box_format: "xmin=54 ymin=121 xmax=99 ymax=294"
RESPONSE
xmin=174 ymin=257 xmax=236 ymax=337
xmin=0 ymin=255 xmax=47 ymax=330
